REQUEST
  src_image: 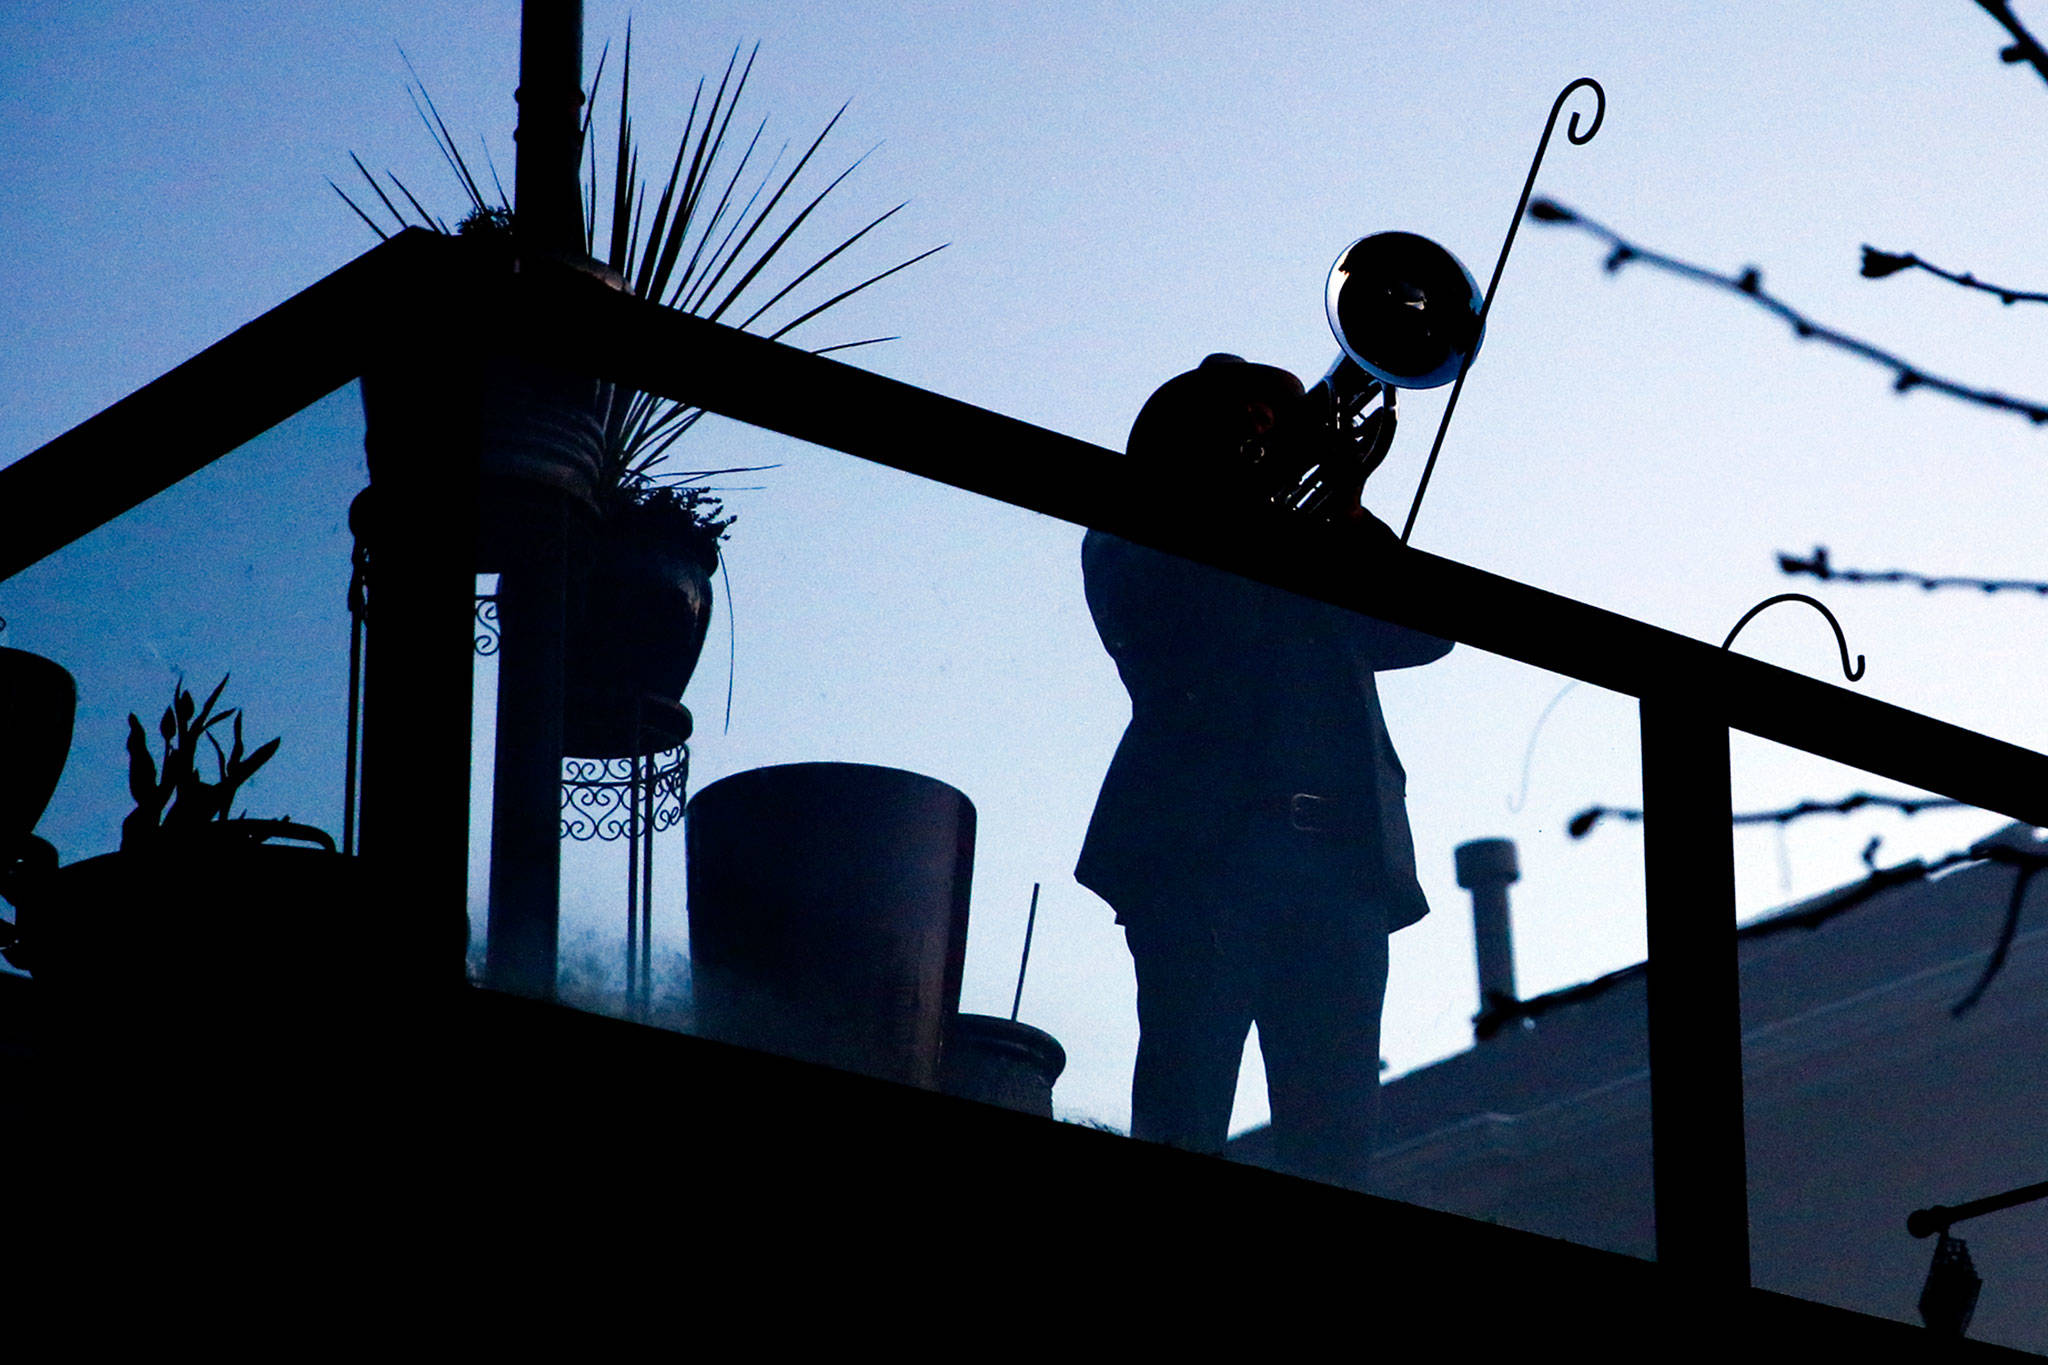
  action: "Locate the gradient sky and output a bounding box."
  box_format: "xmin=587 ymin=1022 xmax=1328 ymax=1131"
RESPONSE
xmin=6 ymin=2 xmax=2046 ymax=1132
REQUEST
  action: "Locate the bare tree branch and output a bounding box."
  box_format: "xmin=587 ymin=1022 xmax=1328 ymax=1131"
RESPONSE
xmin=1527 ymin=199 xmax=2048 ymax=425
xmin=1779 ymin=545 xmax=2048 ymax=596
xmin=1860 ymin=245 xmax=2048 ymax=305
xmin=1976 ymin=0 xmax=2048 ymax=87
xmin=1552 ymin=812 xmax=2046 ymax=1014
xmin=1567 ymin=791 xmax=1968 ymax=840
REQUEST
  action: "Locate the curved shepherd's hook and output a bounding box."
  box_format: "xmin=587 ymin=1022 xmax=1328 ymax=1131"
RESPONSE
xmin=1403 ymin=77 xmax=1606 ymax=544
xmin=1721 ymin=592 xmax=1866 ymax=682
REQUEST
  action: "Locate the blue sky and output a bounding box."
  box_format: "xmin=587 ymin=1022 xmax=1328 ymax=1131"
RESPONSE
xmin=5 ymin=2 xmax=2045 ymax=1130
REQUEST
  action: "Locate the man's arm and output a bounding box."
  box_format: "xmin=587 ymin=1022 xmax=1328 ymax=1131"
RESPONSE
xmin=1350 ymin=611 xmax=1454 ymax=671
xmin=1307 ymin=509 xmax=1455 ymax=672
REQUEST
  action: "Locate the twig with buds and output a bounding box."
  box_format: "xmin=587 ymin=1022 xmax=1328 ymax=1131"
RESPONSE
xmin=1858 ymin=246 xmax=2048 ymax=306
xmin=1567 ymin=790 xmax=1967 ymax=840
xmin=1526 ymin=199 xmax=2048 ymax=426
xmin=1779 ymin=545 xmax=2048 ymax=596
xmin=1976 ymin=0 xmax=2048 ymax=88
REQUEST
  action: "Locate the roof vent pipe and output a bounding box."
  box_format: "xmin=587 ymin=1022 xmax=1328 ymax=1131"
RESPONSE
xmin=1454 ymin=837 xmax=1520 ymax=1036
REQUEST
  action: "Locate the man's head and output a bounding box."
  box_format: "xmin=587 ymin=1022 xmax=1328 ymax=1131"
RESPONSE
xmin=1126 ymin=354 xmax=1305 ymax=480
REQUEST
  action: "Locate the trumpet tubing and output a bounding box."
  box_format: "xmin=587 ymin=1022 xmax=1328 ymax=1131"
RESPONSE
xmin=1260 ymin=231 xmax=1485 ymax=517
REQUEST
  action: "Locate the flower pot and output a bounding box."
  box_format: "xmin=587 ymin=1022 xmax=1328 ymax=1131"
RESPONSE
xmin=359 ymin=241 xmax=620 ymax=573
xmin=12 ymin=827 xmax=468 ymax=1085
xmin=0 ymin=647 xmax=74 ymax=854
xmin=361 ymin=358 xmax=607 ymax=575
xmin=940 ymin=1013 xmax=1067 ymax=1117
xmin=561 ymin=521 xmax=715 ymax=760
xmin=685 ymin=764 xmax=976 ymax=1089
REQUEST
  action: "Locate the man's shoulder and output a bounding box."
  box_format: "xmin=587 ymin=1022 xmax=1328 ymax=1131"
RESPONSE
xmin=1082 ymin=528 xmax=1154 ymax=580
xmin=1082 ymin=528 xmax=1216 ymax=578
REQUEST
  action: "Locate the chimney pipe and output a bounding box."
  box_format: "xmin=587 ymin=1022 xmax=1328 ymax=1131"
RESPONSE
xmin=1455 ymin=838 xmax=1520 ymax=1032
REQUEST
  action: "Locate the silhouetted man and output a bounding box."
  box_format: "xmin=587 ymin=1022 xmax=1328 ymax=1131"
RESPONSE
xmin=1076 ymin=353 xmax=1449 ymax=1190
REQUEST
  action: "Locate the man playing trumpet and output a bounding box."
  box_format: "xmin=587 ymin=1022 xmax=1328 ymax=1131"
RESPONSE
xmin=1076 ymin=352 xmax=1450 ymax=1190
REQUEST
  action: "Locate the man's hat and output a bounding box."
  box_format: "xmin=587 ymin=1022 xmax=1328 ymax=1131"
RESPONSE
xmin=1127 ymin=353 xmax=1305 ymax=463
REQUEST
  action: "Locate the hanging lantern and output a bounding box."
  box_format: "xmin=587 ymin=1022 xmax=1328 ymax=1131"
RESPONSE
xmin=1917 ymin=1232 xmax=1982 ymax=1338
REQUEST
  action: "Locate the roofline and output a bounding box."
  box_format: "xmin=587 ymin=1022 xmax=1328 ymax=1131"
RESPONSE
xmin=1472 ymin=827 xmax=2037 ymax=1039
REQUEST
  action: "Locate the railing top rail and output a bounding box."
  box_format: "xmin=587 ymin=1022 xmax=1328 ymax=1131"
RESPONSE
xmin=7 ymin=233 xmax=2046 ymax=823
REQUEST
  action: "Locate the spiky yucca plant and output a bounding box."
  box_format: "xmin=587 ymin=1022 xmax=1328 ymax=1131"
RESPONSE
xmin=334 ymin=34 xmax=943 ymax=552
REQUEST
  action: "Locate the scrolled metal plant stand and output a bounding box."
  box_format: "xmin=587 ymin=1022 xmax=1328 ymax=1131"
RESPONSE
xmin=560 ymin=752 xmax=687 ymax=842
xmin=473 ymin=593 xmax=501 ymax=657
xmin=558 ymin=694 xmax=692 ymax=1021
xmin=342 ymin=491 xmax=374 ymax=858
xmin=346 ymin=566 xmax=690 ymax=1015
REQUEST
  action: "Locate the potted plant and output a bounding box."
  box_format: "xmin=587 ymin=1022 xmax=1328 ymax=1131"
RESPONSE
xmin=339 ymin=37 xmax=940 ymax=754
xmin=6 ymin=677 xmax=465 ymax=1069
xmin=0 ymin=630 xmax=74 ymax=873
xmin=0 ymin=630 xmax=74 ymax=962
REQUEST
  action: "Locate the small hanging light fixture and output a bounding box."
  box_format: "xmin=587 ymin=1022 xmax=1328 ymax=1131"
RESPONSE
xmin=1908 ymin=1178 xmax=2048 ymax=1337
xmin=1916 ymin=1231 xmax=1982 ymax=1338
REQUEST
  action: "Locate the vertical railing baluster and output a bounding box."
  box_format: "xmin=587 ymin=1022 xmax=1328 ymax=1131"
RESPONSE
xmin=359 ymin=359 xmax=478 ymax=994
xmin=1640 ymin=693 xmax=1752 ymax=1291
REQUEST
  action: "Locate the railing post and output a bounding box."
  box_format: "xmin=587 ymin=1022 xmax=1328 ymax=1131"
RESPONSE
xmin=1639 ymin=692 xmax=1751 ymax=1291
xmin=515 ymin=0 xmax=585 ymax=257
xmin=485 ymin=492 xmax=572 ymax=998
xmin=359 ymin=362 xmax=479 ymax=979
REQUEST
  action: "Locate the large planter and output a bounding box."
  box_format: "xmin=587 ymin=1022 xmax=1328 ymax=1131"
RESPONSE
xmin=360 ymin=356 xmax=608 ymax=575
xmin=359 ymin=240 xmax=622 ymax=573
xmin=562 ymin=520 xmax=715 ymax=760
xmin=0 ymin=647 xmax=74 ymax=854
xmin=685 ymin=764 xmax=976 ymax=1089
xmin=11 ymin=829 xmax=468 ymax=1094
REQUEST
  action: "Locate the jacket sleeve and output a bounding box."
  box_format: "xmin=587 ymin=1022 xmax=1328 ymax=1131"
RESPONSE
xmin=1221 ymin=511 xmax=1454 ymax=674
xmin=1344 ymin=611 xmax=1453 ymax=672
xmin=1339 ymin=511 xmax=1453 ymax=671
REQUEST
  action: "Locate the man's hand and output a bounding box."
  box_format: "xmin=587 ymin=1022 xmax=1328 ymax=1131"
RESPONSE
xmin=1287 ymin=406 xmax=1395 ymax=522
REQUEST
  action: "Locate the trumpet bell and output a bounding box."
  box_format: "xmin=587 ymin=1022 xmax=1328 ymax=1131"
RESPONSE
xmin=1325 ymin=231 xmax=1485 ymax=390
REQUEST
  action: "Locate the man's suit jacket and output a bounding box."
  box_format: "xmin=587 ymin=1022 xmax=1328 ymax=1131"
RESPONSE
xmin=1074 ymin=529 xmax=1450 ymax=931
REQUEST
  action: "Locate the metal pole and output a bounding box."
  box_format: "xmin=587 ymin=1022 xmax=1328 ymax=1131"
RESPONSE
xmin=625 ymin=702 xmax=641 ymax=1019
xmin=515 ymin=0 xmax=586 ymax=257
xmin=342 ymin=549 xmax=366 ymax=859
xmin=480 ymin=0 xmax=586 ymax=999
xmin=359 ymin=364 xmax=477 ymax=990
xmin=1910 ymin=1179 xmax=2048 ymax=1238
xmin=640 ymin=728 xmax=655 ymax=1014
xmin=1639 ymin=692 xmax=1751 ymax=1291
xmin=484 ymin=496 xmax=571 ymax=998
xmin=1010 ymin=883 xmax=1040 ymax=1023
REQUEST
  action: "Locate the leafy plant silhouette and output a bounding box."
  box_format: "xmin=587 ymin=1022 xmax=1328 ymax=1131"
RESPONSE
xmin=120 ymin=676 xmax=279 ymax=851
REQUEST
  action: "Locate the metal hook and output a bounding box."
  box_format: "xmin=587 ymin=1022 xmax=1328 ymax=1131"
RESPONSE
xmin=1506 ymin=679 xmax=1580 ymax=812
xmin=1721 ymin=592 xmax=1865 ymax=681
xmin=1557 ymin=76 xmax=1607 ymax=145
xmin=1403 ymin=76 xmax=1607 ymax=544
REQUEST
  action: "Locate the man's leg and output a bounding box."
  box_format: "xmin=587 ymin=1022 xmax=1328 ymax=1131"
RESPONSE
xmin=1255 ymin=901 xmax=1390 ymax=1191
xmin=1125 ymin=915 xmax=1255 ymax=1155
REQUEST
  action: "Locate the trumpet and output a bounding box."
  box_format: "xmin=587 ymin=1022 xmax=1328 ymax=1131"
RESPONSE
xmin=1250 ymin=231 xmax=1486 ymax=518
